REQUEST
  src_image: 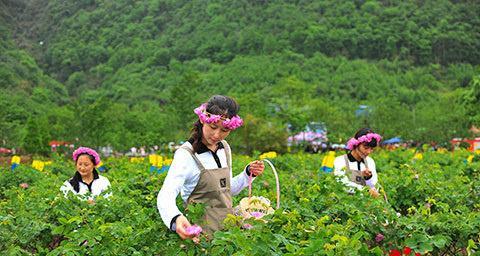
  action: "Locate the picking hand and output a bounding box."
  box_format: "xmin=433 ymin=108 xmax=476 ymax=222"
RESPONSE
xmin=369 ymin=187 xmax=380 ymax=198
xmin=362 ymin=168 xmax=372 ymax=177
xmin=175 ymin=215 xmax=196 ymax=240
xmin=249 ymin=160 xmax=265 ymax=176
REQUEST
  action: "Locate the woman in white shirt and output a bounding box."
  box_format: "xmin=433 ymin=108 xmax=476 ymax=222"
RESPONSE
xmin=60 ymin=147 xmax=111 ymax=201
xmin=157 ymin=95 xmax=265 ymax=240
xmin=333 ymin=128 xmax=382 ymax=197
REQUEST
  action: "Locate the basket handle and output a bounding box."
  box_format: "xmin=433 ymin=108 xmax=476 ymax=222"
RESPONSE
xmin=376 ymin=181 xmax=389 ymax=203
xmin=247 ymin=159 xmax=280 ymax=209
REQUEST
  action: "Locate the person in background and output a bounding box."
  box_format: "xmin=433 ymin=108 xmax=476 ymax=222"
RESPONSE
xmin=333 ymin=128 xmax=381 ymax=197
xmin=157 ymin=95 xmax=264 ymax=240
xmin=60 ymin=147 xmax=111 ymax=202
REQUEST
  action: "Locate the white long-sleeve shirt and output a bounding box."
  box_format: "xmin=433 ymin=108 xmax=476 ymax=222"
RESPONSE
xmin=333 ymin=153 xmax=377 ymax=190
xmin=60 ymin=175 xmax=111 ymax=199
xmin=157 ymin=141 xmax=252 ymax=229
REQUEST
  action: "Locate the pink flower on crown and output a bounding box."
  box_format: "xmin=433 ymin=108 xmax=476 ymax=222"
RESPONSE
xmin=223 ymin=115 xmax=243 ymax=130
xmin=345 ymin=133 xmax=382 ymax=150
xmin=193 ymin=104 xmax=206 ymax=116
xmin=72 ymin=147 xmax=101 ymax=165
xmin=194 ymin=103 xmax=243 ymax=130
xmin=194 ymin=103 xmax=222 ymax=123
xmin=346 ymin=138 xmax=359 ymax=150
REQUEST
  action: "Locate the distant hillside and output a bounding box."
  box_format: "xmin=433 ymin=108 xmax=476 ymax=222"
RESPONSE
xmin=1 ymin=0 xmax=479 ymax=153
xmin=16 ymin=0 xmax=479 ymax=79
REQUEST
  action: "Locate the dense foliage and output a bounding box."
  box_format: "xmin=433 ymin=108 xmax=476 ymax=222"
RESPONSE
xmin=1 ymin=150 xmax=479 ymax=255
xmin=1 ymin=0 xmax=480 ymax=154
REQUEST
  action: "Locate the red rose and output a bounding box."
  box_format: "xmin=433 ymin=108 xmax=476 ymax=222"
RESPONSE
xmin=389 ymin=249 xmax=401 ymax=256
xmin=415 ymin=253 xmax=421 ymax=256
xmin=403 ymin=247 xmax=412 ymax=255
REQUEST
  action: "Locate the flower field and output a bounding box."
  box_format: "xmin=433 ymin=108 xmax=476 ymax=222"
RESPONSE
xmin=1 ymin=150 xmax=479 ymax=255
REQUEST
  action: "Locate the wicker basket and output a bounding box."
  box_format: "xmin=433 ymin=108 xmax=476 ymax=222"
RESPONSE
xmin=234 ymin=159 xmax=280 ymax=219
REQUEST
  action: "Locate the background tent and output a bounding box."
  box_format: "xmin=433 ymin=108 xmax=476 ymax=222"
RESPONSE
xmin=288 ymin=131 xmax=327 ymax=143
xmin=382 ymin=137 xmax=402 ymax=144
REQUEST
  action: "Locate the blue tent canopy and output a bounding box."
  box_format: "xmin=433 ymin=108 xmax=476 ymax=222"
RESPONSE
xmin=382 ymin=137 xmax=402 ymax=144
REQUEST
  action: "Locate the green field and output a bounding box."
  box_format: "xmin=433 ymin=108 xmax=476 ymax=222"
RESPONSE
xmin=1 ymin=150 xmax=479 ymax=255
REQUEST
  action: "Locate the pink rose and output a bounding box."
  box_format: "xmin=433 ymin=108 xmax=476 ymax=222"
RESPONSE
xmin=186 ymin=225 xmax=202 ymax=236
xmin=242 ymin=223 xmax=253 ymax=229
xmin=375 ymin=233 xmax=384 ymax=242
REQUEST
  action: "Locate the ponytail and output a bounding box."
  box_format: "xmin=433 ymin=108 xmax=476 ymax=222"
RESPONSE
xmin=190 ymin=120 xmax=203 ymax=153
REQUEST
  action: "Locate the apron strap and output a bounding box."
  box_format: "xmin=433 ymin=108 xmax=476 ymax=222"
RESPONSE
xmin=180 ymin=145 xmax=206 ymax=171
xmin=221 ymin=140 xmax=231 ymax=169
xmin=343 ymin=154 xmax=349 ymax=168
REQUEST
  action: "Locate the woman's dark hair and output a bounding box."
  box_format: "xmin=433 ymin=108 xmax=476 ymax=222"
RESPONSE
xmin=190 ymin=95 xmax=240 ymax=152
xmin=69 ymin=153 xmax=98 ymax=193
xmin=354 ymin=127 xmax=378 ymax=148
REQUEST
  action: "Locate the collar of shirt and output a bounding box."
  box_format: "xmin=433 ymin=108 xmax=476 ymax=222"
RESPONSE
xmin=347 ymin=152 xmax=366 ymax=172
xmin=187 ymin=138 xmax=224 ymax=168
xmin=78 ymin=170 xmax=100 ymax=192
xmin=347 ymin=152 xmax=365 ymax=164
xmin=62 ymin=175 xmax=111 ymax=197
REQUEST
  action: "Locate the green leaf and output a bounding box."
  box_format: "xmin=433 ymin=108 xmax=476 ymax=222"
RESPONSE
xmin=370 ymin=247 xmax=384 ymax=256
xmin=52 ymin=225 xmax=65 ymax=235
xmin=432 ymin=235 xmax=447 ymax=248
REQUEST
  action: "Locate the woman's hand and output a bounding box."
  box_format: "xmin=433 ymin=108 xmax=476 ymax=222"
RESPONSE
xmin=362 ymin=168 xmax=372 ymax=177
xmin=369 ymin=187 xmax=380 ymax=198
xmin=249 ymin=160 xmax=265 ymax=176
xmin=175 ymin=215 xmax=200 ymax=243
xmin=175 ymin=215 xmax=193 ymax=239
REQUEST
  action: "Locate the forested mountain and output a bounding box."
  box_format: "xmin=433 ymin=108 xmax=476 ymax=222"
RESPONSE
xmin=1 ymin=0 xmax=479 ymax=154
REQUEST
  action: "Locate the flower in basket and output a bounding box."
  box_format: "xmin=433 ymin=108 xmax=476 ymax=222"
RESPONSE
xmin=250 ymin=211 xmax=264 ymax=218
xmin=234 ymin=196 xmax=275 ymax=219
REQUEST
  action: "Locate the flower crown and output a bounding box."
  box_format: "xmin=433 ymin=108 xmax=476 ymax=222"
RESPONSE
xmin=72 ymin=147 xmax=101 ymax=165
xmin=194 ymin=103 xmax=243 ymax=130
xmin=346 ymin=133 xmax=382 ymax=150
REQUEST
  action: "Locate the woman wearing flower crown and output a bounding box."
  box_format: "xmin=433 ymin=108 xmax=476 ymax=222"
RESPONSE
xmin=60 ymin=147 xmax=111 ymax=202
xmin=157 ymin=95 xmax=265 ymax=240
xmin=333 ymin=128 xmax=381 ymax=198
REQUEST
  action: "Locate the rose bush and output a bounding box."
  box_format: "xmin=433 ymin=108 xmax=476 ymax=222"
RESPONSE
xmin=0 ymin=149 xmax=479 ymax=255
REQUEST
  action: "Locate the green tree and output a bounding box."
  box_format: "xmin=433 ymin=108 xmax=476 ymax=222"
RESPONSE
xmin=22 ymin=116 xmax=51 ymax=155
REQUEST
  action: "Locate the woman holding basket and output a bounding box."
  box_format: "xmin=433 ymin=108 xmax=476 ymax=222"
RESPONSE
xmin=157 ymin=95 xmax=264 ymax=240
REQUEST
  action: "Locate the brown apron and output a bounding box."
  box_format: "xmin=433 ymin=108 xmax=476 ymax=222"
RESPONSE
xmin=343 ymin=154 xmax=368 ymax=186
xmin=182 ymin=140 xmax=233 ymax=234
